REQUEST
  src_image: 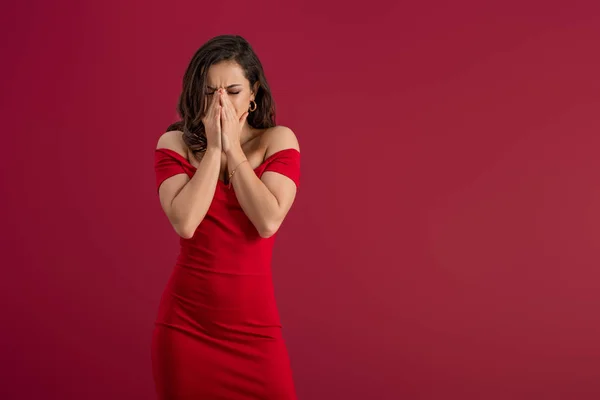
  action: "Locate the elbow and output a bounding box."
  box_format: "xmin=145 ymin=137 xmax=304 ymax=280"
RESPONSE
xmin=258 ymin=230 xmax=275 ymax=239
xmin=179 ymin=230 xmax=195 ymax=240
xmin=174 ymin=219 xmax=197 ymax=239
xmin=175 ymin=226 xmax=194 ymax=239
xmin=258 ymin=220 xmax=281 ymax=239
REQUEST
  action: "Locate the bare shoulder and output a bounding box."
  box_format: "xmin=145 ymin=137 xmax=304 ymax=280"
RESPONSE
xmin=263 ymin=125 xmax=300 ymax=157
xmin=156 ymin=130 xmax=187 ymax=157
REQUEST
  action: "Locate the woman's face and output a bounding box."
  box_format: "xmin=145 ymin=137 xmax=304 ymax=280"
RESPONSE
xmin=205 ymin=60 xmax=256 ymax=120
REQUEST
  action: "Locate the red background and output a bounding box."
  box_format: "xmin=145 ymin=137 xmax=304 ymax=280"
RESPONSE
xmin=2 ymin=1 xmax=600 ymax=399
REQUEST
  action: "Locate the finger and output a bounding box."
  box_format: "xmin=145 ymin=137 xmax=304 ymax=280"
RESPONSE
xmin=224 ymin=99 xmax=233 ymax=121
xmin=239 ymin=111 xmax=249 ymax=124
xmin=220 ymin=102 xmax=227 ymax=124
xmin=220 ymin=92 xmax=229 ymax=113
xmin=213 ymin=91 xmax=223 ymax=120
xmin=210 ymin=92 xmax=218 ymax=111
xmin=220 ymin=93 xmax=232 ymax=120
xmin=224 ymin=94 xmax=236 ymax=121
xmin=219 ymin=90 xmax=226 ymax=107
xmin=211 ymin=92 xmax=220 ymax=115
xmin=204 ymin=93 xmax=217 ymax=121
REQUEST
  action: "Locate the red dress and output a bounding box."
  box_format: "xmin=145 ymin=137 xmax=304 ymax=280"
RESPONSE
xmin=151 ymin=147 xmax=300 ymax=400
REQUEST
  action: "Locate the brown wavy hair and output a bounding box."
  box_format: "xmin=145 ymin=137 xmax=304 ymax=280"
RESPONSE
xmin=166 ymin=35 xmax=276 ymax=155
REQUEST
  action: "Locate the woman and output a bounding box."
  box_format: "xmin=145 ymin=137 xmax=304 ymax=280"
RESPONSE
xmin=152 ymin=35 xmax=300 ymax=399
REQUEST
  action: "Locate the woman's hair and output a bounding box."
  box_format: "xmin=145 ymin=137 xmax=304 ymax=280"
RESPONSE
xmin=166 ymin=35 xmax=276 ymax=154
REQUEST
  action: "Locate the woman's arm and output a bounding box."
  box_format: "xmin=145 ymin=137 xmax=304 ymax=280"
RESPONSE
xmin=226 ymin=126 xmax=300 ymax=238
xmin=156 ymin=131 xmax=221 ymax=239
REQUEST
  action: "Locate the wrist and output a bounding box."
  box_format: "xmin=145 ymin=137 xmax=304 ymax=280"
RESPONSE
xmin=225 ymin=143 xmax=245 ymax=160
xmin=204 ymin=146 xmax=222 ymax=161
xmin=206 ymin=142 xmax=222 ymax=152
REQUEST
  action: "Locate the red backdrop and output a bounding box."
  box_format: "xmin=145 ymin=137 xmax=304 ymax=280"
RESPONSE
xmin=2 ymin=1 xmax=600 ymax=399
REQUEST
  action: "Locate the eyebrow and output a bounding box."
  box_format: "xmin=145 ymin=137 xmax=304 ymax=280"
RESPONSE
xmin=206 ymin=84 xmax=242 ymax=90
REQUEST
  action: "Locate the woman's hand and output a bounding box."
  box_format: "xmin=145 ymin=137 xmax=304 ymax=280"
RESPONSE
xmin=220 ymin=90 xmax=249 ymax=155
xmin=202 ymin=89 xmax=222 ymax=151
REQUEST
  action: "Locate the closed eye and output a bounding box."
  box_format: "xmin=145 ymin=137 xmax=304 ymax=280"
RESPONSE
xmin=205 ymin=91 xmax=240 ymax=95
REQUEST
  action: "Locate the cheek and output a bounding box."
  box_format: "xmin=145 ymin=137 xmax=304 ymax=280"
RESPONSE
xmin=232 ymin=97 xmax=247 ymax=114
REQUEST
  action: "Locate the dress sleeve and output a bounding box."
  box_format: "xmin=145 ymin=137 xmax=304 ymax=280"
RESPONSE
xmin=154 ymin=148 xmax=189 ymax=193
xmin=262 ymin=148 xmax=301 ymax=187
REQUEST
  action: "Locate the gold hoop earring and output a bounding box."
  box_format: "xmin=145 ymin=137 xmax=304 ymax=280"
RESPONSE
xmin=249 ymin=100 xmax=257 ymax=112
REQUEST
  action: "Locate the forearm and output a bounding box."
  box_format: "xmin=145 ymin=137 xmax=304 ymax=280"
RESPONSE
xmin=171 ymin=147 xmax=221 ymax=237
xmin=227 ymin=146 xmax=281 ymax=237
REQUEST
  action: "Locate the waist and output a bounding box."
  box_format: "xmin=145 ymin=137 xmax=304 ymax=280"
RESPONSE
xmin=165 ymin=263 xmax=278 ymax=312
xmin=177 ymin=242 xmax=273 ymax=274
